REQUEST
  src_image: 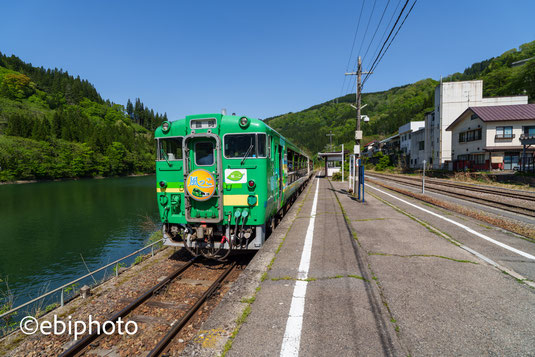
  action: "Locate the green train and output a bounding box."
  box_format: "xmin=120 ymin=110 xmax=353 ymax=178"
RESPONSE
xmin=155 ymin=113 xmax=312 ymax=260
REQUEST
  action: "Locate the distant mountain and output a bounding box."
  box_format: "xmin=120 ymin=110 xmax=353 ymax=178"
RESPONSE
xmin=0 ymin=52 xmax=167 ymax=181
xmin=265 ymin=40 xmax=535 ymax=156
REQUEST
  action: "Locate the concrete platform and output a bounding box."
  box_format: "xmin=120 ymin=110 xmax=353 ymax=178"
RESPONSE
xmin=184 ymin=177 xmax=535 ymax=356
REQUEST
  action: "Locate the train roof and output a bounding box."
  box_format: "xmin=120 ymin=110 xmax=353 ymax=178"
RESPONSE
xmin=155 ymin=114 xmax=309 ymax=158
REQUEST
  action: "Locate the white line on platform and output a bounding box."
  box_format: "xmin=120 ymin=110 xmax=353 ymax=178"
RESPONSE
xmin=280 ymin=178 xmax=320 ymax=357
xmin=368 ymin=185 xmax=535 ymax=261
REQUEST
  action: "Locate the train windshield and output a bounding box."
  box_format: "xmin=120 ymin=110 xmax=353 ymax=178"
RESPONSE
xmin=195 ymin=141 xmax=214 ymax=166
xmin=157 ymin=137 xmax=183 ymax=161
xmin=224 ymin=133 xmax=267 ymax=158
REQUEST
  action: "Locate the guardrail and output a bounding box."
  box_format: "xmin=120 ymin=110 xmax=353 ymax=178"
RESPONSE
xmin=0 ymin=238 xmax=164 ymax=325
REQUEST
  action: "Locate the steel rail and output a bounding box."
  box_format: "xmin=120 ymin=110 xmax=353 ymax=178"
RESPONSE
xmin=59 ymin=257 xmax=197 ymax=357
xmin=368 ymin=172 xmax=535 ymax=201
xmin=366 ymin=174 xmax=535 ymax=218
xmin=147 ymin=261 xmax=236 ymax=357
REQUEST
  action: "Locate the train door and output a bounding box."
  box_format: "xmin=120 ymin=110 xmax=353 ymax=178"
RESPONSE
xmin=183 ymin=134 xmax=223 ymax=222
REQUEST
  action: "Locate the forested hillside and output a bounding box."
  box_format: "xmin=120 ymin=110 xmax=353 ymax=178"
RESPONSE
xmin=0 ymin=52 xmax=166 ymax=182
xmin=266 ymin=40 xmax=535 ymax=156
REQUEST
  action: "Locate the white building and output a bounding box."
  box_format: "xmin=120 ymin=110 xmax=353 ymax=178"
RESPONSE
xmin=446 ymin=104 xmax=535 ymax=171
xmin=399 ymin=121 xmax=425 ymax=156
xmin=425 ymin=80 xmax=528 ymax=169
xmin=409 ymin=128 xmax=426 ymax=168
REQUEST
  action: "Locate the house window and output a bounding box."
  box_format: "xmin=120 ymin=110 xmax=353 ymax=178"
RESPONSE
xmin=419 ymin=141 xmax=425 ymax=150
xmin=471 ymin=114 xmax=479 ymax=120
xmin=524 ymin=126 xmax=535 ymax=136
xmin=496 ymin=126 xmax=513 ymax=139
xmin=471 ymin=154 xmax=485 ymax=164
xmin=459 ymin=129 xmax=482 ymax=142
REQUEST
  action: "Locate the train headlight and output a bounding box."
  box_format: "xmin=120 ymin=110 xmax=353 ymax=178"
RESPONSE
xmin=239 ymin=116 xmax=250 ymax=128
xmin=159 ymin=181 xmax=167 ymax=188
xmin=162 ymin=121 xmax=171 ymax=133
xmin=248 ymin=180 xmax=256 ymax=189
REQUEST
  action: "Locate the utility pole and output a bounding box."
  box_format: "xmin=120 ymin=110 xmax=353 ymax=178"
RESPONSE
xmin=326 ymin=131 xmax=335 ymax=151
xmin=346 ymin=56 xmax=371 ymax=196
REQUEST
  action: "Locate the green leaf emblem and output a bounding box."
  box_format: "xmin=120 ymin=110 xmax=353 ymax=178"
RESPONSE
xmin=227 ymin=171 xmax=244 ymax=181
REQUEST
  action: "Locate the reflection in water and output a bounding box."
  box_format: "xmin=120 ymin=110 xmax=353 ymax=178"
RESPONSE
xmin=0 ymin=175 xmax=158 ymax=306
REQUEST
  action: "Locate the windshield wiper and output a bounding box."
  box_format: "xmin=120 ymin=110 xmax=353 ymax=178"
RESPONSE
xmin=241 ymin=144 xmax=254 ymax=165
xmin=160 ymin=148 xmax=173 ymax=167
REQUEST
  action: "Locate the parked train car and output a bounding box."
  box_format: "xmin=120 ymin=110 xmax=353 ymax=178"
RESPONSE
xmin=155 ymin=113 xmax=312 ymax=260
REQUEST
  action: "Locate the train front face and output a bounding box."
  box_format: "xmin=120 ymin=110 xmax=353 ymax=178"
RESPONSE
xmin=155 ymin=114 xmax=270 ymax=260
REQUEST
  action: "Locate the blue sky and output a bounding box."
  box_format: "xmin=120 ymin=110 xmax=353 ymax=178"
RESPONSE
xmin=1 ymin=0 xmax=534 ymax=120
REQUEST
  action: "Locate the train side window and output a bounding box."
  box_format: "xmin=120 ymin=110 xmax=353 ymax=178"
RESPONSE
xmin=158 ymin=137 xmax=183 ymax=161
xmin=195 ymin=142 xmax=214 ymax=166
xmin=257 ymin=134 xmax=266 ymax=157
xmin=267 ymin=135 xmax=272 ymax=159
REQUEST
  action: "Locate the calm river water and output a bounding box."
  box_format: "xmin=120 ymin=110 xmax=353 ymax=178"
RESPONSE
xmin=0 ymin=175 xmax=158 ymax=307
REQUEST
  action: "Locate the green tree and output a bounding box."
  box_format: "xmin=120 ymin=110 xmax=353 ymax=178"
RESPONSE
xmin=0 ymin=73 xmax=35 ymax=99
xmin=106 ymin=142 xmax=127 ymax=175
xmin=521 ymin=59 xmax=535 ymax=100
xmin=126 ymin=99 xmax=133 ymax=118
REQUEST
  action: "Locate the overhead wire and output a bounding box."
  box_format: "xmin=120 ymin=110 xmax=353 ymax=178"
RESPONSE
xmin=339 ymin=0 xmax=367 ymax=99
xmin=366 ymin=0 xmax=403 ymax=70
xmin=360 ymin=0 xmax=410 ymax=87
xmin=361 ymin=0 xmax=392 ymax=64
xmin=355 ymin=0 xmax=377 ymax=65
xmin=346 ymin=0 xmax=378 ymax=95
xmin=363 ymin=0 xmax=418 ymax=86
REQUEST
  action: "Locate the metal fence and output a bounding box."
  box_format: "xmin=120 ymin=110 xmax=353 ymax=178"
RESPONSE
xmin=0 ymin=238 xmax=164 ymax=336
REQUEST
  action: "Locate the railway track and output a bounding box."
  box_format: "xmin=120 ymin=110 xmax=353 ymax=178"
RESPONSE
xmin=59 ymin=257 xmax=237 ymax=357
xmin=366 ymin=172 xmax=535 ymax=218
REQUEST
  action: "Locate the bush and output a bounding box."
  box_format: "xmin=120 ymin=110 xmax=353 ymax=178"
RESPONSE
xmin=331 ymin=171 xmax=342 ymax=181
xmin=375 ymin=155 xmax=391 ymax=171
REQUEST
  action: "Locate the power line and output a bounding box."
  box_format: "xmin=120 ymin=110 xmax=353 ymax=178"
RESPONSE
xmin=347 ymin=0 xmax=385 ymax=95
xmin=363 ymin=0 xmax=418 ymax=86
xmin=345 ymin=0 xmax=367 ymax=73
xmin=339 ymin=0 xmax=367 ymax=99
xmin=345 ymin=0 xmax=377 ymax=94
xmin=360 ymin=0 xmax=410 ymax=86
xmin=362 ymin=0 xmax=392 ymax=63
xmin=366 ymin=0 xmax=403 ymax=70
xmin=348 ymin=0 xmax=392 ymax=96
xmin=355 ymin=0 xmax=377 ymax=67
xmin=346 ymin=0 xmax=375 ymax=96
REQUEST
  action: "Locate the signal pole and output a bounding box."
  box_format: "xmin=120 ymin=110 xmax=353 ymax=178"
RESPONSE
xmin=345 ymin=56 xmax=371 ymax=196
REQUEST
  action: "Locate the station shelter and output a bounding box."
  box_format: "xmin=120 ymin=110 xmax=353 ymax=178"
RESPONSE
xmin=317 ymin=151 xmax=348 ymax=177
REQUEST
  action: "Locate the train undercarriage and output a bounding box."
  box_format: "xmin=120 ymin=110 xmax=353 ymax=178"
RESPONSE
xmin=162 ymin=221 xmax=266 ymax=261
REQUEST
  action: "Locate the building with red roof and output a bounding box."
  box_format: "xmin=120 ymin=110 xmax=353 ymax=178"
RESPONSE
xmin=446 ymin=104 xmax=535 ymax=171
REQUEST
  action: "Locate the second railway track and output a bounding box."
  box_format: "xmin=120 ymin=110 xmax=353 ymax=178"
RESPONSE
xmin=366 ymin=172 xmax=535 ymax=218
